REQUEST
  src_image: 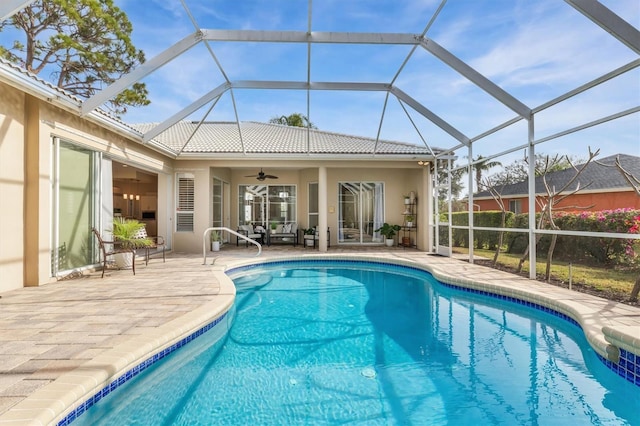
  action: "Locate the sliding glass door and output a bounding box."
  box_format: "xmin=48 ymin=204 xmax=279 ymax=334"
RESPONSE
xmin=212 ymin=177 xmax=230 ymax=241
xmin=51 ymin=139 xmax=99 ymax=274
xmin=338 ymin=182 xmax=384 ymax=244
xmin=239 ymin=185 xmax=297 ymax=227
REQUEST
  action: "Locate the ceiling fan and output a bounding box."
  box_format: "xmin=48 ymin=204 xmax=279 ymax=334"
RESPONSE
xmin=245 ymin=168 xmax=278 ymax=181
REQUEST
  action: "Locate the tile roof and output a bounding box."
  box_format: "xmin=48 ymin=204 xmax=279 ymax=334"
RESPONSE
xmin=475 ymin=154 xmax=640 ymax=197
xmin=133 ymin=121 xmax=440 ymax=156
xmin=0 ymin=59 xmax=436 ymax=158
xmin=0 ymin=58 xmax=147 ymax=137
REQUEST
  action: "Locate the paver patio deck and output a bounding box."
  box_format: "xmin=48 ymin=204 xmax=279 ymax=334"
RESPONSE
xmin=0 ymin=245 xmax=638 ymax=425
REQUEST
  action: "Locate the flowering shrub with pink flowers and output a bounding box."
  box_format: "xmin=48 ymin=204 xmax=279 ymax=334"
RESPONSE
xmin=554 ymin=208 xmax=639 ymax=265
xmin=507 ymin=208 xmax=640 ymax=266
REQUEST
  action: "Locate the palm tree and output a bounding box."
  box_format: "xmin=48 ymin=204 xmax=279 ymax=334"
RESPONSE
xmin=269 ymin=113 xmax=317 ymax=129
xmin=471 ymin=155 xmax=502 ymax=191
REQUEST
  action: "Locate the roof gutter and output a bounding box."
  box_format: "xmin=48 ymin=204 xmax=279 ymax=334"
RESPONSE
xmin=174 ymin=152 xmax=438 ymax=162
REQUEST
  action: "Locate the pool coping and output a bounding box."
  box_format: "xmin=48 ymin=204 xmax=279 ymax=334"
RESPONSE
xmin=0 ymin=253 xmax=637 ymax=425
xmin=0 ymin=267 xmax=236 ymax=426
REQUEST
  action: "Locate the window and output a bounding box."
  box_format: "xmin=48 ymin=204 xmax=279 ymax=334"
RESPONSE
xmin=239 ymin=184 xmax=296 ymax=226
xmin=509 ymin=199 xmax=521 ymax=214
xmin=176 ymin=173 xmax=194 ymax=231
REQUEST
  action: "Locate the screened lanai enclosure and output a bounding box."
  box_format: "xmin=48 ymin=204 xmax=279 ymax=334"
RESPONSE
xmin=1 ymin=1 xmax=638 ymax=285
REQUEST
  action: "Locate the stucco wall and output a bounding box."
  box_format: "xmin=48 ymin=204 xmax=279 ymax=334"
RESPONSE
xmin=172 ymin=161 xmax=430 ymax=253
xmin=0 ymin=78 xmax=434 ymax=288
xmin=0 ymin=82 xmax=26 ymax=292
xmin=0 ymin=80 xmax=175 ymax=291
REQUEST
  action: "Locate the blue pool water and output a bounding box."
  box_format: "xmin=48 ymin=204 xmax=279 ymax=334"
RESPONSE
xmin=73 ymin=260 xmax=639 ymax=425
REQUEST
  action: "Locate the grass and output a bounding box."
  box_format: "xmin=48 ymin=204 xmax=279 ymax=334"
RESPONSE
xmin=453 ymin=247 xmax=637 ymax=298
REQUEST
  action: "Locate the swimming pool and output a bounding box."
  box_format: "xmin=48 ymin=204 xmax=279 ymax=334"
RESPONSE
xmin=70 ymin=260 xmax=638 ymax=425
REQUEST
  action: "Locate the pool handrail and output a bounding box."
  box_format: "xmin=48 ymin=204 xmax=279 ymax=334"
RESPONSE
xmin=203 ymin=227 xmax=262 ymax=265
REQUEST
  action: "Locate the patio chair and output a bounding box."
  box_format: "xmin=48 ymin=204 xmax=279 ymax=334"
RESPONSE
xmin=91 ymin=227 xmax=136 ymax=278
xmin=237 ymin=224 xmax=264 ymax=246
xmin=132 ymin=226 xmax=166 ymax=265
xmin=268 ymin=223 xmax=298 ymax=246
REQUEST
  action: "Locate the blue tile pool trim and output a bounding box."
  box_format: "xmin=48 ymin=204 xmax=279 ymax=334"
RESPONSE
xmin=598 ymin=349 xmax=640 ymax=387
xmin=57 ymin=312 xmax=228 ymax=426
xmin=228 ymin=258 xmax=640 ymax=387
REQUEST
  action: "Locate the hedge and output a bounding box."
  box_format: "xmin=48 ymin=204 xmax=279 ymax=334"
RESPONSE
xmin=440 ymin=209 xmax=639 ymax=267
xmin=439 ymin=211 xmax=515 ymax=250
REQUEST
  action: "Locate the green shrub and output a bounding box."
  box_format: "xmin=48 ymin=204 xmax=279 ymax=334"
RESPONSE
xmin=446 ymin=211 xmax=515 ymax=249
xmin=506 ymin=209 xmax=639 ymax=267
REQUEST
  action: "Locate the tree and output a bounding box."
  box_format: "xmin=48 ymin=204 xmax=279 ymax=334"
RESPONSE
xmin=516 ymin=148 xmax=600 ymax=282
xmin=596 ymin=155 xmax=640 ymax=302
xmin=0 ymin=0 xmax=149 ymax=116
xmin=468 ymin=155 xmax=501 ymax=191
xmin=434 ymin=159 xmax=465 ymax=212
xmin=489 ymin=152 xmax=585 ymax=186
xmin=269 ymin=113 xmax=317 ymax=128
xmin=478 ymin=175 xmax=510 ymax=265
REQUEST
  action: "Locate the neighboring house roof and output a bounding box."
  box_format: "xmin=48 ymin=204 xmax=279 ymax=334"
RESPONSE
xmin=132 ymin=121 xmax=440 ymax=157
xmin=474 ymin=154 xmax=640 ymax=198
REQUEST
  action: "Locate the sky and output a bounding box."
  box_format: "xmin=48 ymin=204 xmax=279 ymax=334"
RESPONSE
xmin=1 ymin=0 xmax=639 ymax=179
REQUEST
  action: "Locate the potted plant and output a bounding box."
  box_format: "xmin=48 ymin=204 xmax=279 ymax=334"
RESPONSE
xmin=405 ymin=215 xmax=415 ymax=227
xmin=270 ymin=221 xmax=278 ymax=234
xmin=302 ymin=227 xmax=315 ymax=246
xmin=403 ymin=194 xmax=411 ymax=205
xmin=375 ymin=223 xmax=401 ymax=247
xmin=111 ymin=219 xmax=152 ymax=268
xmin=210 ymin=230 xmax=222 ymax=251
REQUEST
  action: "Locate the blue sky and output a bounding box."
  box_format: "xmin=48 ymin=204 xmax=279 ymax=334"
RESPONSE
xmin=2 ymin=0 xmax=639 ymax=171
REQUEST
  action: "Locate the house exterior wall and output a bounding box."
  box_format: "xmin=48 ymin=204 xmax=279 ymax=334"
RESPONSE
xmin=0 ymin=80 xmax=174 ymax=291
xmin=0 ymin=78 xmax=433 ymax=290
xmin=174 ymin=161 xmax=430 ymax=253
xmin=475 ymin=190 xmax=640 ymax=213
xmin=0 ymin=82 xmax=27 ymax=292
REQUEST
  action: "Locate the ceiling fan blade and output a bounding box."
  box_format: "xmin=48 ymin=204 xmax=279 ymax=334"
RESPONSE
xmin=247 ymin=169 xmax=278 ymax=180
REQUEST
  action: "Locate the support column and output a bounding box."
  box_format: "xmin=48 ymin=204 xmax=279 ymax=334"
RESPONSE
xmin=467 ymin=144 xmax=474 ymax=264
xmin=422 ymin=165 xmax=432 ymax=252
xmin=528 ymin=116 xmax=537 ymax=279
xmin=24 ymin=96 xmax=40 ymax=286
xmin=318 ymin=166 xmax=328 ymax=252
